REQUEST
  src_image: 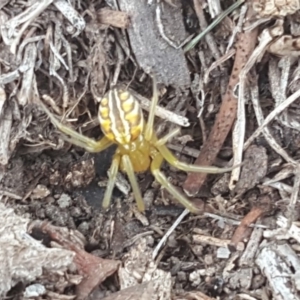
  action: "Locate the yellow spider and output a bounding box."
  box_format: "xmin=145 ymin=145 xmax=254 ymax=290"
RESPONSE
xmin=39 ymin=77 xmax=233 ymax=213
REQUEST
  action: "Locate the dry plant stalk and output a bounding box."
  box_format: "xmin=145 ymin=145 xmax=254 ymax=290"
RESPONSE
xmin=183 ymin=5 xmax=258 ymax=196
xmin=228 ymin=19 xmax=285 ymax=188
xmin=230 ymin=206 xmax=264 ymax=248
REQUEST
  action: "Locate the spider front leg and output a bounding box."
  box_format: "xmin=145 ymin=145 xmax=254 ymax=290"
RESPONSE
xmin=39 ymin=100 xmax=113 ymax=152
xmin=150 ymin=152 xmax=200 ymax=213
xmin=121 ymin=155 xmax=145 ymax=212
xmin=145 ymin=75 xmax=158 ymax=141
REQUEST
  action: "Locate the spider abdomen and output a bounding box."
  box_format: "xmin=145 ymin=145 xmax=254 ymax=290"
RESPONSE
xmin=98 ymin=88 xmax=144 ymax=145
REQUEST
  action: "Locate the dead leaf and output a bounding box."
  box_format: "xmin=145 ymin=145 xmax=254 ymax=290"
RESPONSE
xmin=0 ymin=203 xmax=74 ymax=297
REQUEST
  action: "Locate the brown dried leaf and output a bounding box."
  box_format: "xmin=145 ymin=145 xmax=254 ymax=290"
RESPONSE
xmin=75 ymin=249 xmax=120 ymax=300
xmin=31 ymin=221 xmax=120 ymax=300
xmin=0 ymin=203 xmax=74 ymax=297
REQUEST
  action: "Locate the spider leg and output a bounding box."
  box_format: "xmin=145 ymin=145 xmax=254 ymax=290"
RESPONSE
xmin=150 ymin=152 xmax=199 ymax=213
xmin=155 ymin=141 xmax=234 ymax=174
xmin=60 ymin=134 xmax=112 ymax=153
xmin=39 ymin=100 xmax=113 ymax=152
xmin=144 ymin=75 xmax=158 ymax=141
xmin=121 ymin=155 xmax=145 ymax=212
xmin=155 ymin=128 xmax=181 ymax=146
xmin=102 ymin=155 xmax=120 ymax=209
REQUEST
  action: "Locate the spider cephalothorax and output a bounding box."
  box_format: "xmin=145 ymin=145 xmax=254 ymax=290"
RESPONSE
xmin=40 ymin=77 xmax=233 ymax=213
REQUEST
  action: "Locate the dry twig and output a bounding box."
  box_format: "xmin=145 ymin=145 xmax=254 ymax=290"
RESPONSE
xmin=183 ymin=5 xmax=259 ymax=196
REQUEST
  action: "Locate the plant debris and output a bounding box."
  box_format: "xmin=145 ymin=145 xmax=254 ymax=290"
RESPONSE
xmin=118 ymin=0 xmax=191 ymax=87
xmin=2 ymin=0 xmax=300 ymax=299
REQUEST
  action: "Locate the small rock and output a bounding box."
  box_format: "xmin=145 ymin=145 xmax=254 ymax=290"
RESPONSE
xmin=57 ymin=193 xmax=72 ymax=208
xmin=177 ymin=271 xmax=187 ymax=282
xmin=31 ymin=184 xmax=50 ymax=200
xmin=24 ymin=284 xmax=46 ymax=298
xmin=189 ymin=270 xmax=202 ymax=286
xmin=217 ymin=247 xmax=231 ymax=259
xmin=204 ymin=254 xmax=214 ymax=265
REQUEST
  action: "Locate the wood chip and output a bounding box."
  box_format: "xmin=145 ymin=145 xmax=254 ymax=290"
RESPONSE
xmin=256 ymin=242 xmax=300 ymax=299
xmin=118 ymin=0 xmax=190 ymax=87
xmin=97 ymin=8 xmax=130 ymax=28
xmin=233 ymin=145 xmax=268 ymax=195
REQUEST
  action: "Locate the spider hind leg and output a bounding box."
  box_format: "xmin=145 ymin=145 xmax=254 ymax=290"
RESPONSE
xmin=102 ymin=155 xmax=120 ymax=209
xmin=122 ymin=155 xmax=145 ymax=212
xmin=150 ymin=152 xmax=200 ymax=213
xmin=156 ymin=142 xmax=234 ymax=174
